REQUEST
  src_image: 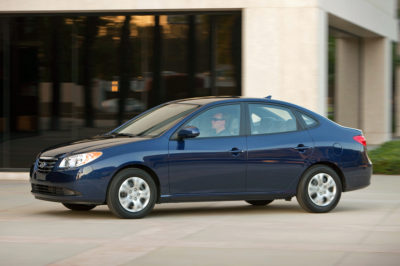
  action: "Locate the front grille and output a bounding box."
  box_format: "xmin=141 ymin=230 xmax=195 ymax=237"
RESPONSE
xmin=37 ymin=157 xmax=58 ymax=173
xmin=31 ymin=184 xmax=65 ymax=195
xmin=31 ymin=184 xmax=77 ymax=196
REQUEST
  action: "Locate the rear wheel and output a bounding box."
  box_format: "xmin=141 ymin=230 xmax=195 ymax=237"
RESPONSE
xmin=62 ymin=203 xmax=96 ymax=211
xmin=297 ymin=165 xmax=342 ymax=213
xmin=107 ymin=168 xmax=157 ymax=219
xmin=245 ymin=200 xmax=274 ymax=206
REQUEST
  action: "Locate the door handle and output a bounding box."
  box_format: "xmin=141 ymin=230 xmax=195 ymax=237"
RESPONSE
xmin=230 ymin=147 xmax=244 ymax=156
xmin=294 ymin=144 xmax=310 ymax=152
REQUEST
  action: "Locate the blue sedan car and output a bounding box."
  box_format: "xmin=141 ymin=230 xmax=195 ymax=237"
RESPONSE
xmin=30 ymin=97 xmax=372 ymax=218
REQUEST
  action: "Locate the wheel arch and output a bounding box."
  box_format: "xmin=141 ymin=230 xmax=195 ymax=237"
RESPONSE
xmin=106 ymin=164 xmax=162 ymax=203
xmin=301 ymin=162 xmax=346 ymax=192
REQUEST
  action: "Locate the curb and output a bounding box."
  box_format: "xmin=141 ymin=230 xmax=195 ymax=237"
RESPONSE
xmin=0 ymin=172 xmax=30 ymax=181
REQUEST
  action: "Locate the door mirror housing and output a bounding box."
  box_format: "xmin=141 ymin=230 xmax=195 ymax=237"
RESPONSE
xmin=178 ymin=126 xmax=200 ymax=140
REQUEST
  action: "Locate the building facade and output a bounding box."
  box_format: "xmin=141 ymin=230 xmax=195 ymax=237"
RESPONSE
xmin=0 ymin=0 xmax=398 ymax=170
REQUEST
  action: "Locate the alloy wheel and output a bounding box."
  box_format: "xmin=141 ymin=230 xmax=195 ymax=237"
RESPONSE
xmin=307 ymin=173 xmax=337 ymax=207
xmin=118 ymin=177 xmax=151 ymax=212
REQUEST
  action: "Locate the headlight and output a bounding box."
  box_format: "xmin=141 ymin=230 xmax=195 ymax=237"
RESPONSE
xmin=59 ymin=152 xmax=103 ymax=168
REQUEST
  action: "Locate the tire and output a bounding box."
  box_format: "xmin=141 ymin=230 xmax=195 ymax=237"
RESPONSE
xmin=107 ymin=168 xmax=157 ymax=219
xmin=245 ymin=200 xmax=274 ymax=206
xmin=62 ymin=203 xmax=96 ymax=211
xmin=296 ymin=165 xmax=342 ymax=213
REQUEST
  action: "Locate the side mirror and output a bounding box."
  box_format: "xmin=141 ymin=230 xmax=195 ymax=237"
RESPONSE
xmin=178 ymin=126 xmax=200 ymax=140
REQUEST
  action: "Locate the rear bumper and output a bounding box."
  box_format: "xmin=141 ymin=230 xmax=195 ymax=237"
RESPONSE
xmin=343 ymin=163 xmax=372 ymax=192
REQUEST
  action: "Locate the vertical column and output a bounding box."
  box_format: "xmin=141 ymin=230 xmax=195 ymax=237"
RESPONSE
xmin=209 ymin=15 xmax=216 ymax=96
xmin=118 ymin=15 xmax=131 ymax=125
xmin=335 ymin=37 xmax=361 ymax=128
xmin=242 ymin=7 xmax=328 ymax=115
xmin=50 ymin=17 xmax=62 ymax=130
xmin=150 ymin=15 xmax=162 ymax=108
xmin=396 ymin=41 xmax=400 ymax=137
xmin=187 ymin=15 xmax=196 ymax=98
xmin=361 ymin=37 xmax=392 ymax=144
xmin=1 ymin=18 xmax=10 ymax=168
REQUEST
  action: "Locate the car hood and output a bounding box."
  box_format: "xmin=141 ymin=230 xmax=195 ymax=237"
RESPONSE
xmin=39 ymin=135 xmax=150 ymax=158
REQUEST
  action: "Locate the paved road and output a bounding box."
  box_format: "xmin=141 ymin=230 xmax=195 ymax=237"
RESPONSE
xmin=0 ymin=175 xmax=399 ymax=266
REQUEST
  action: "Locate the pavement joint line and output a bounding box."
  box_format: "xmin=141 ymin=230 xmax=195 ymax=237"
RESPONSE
xmin=333 ymin=252 xmax=352 ymax=266
xmin=357 ymin=202 xmax=400 ymax=245
xmin=0 ymin=236 xmax=108 ymax=245
xmin=48 ymin=222 xmax=217 ymax=266
xmin=157 ymin=241 xmax=400 ymax=254
xmin=2 ymin=235 xmax=398 ymax=255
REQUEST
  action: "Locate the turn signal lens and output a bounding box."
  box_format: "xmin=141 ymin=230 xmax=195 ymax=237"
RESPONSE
xmin=353 ymin=135 xmax=367 ymax=146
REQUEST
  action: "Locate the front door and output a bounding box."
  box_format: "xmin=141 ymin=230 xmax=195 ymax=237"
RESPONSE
xmin=168 ymin=104 xmax=246 ymax=194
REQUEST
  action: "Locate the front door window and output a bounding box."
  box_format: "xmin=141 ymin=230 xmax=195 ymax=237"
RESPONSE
xmin=185 ymin=104 xmax=241 ymax=138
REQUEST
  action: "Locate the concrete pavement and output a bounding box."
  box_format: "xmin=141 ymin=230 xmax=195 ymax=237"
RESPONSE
xmin=0 ymin=175 xmax=399 ymax=266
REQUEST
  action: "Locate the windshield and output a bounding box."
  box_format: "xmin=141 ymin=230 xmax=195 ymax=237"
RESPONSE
xmin=113 ymin=103 xmax=199 ymax=137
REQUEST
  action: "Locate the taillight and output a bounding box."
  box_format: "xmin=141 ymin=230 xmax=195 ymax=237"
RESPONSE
xmin=353 ymin=135 xmax=366 ymax=146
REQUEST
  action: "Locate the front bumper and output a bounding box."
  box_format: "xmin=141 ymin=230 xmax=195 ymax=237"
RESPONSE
xmin=30 ymin=166 xmax=111 ymax=205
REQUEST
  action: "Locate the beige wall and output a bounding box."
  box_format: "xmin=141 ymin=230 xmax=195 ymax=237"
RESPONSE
xmin=0 ymin=0 xmax=318 ymax=12
xmin=335 ymin=38 xmax=361 ymax=128
xmin=361 ymin=37 xmax=392 ymax=144
xmin=242 ymin=7 xmax=327 ymax=115
xmin=1 ymin=0 xmax=396 ymax=42
xmin=365 ymin=0 xmax=397 ymax=17
xmin=335 ymin=36 xmax=392 ymax=144
xmin=320 ymin=0 xmax=397 ymax=41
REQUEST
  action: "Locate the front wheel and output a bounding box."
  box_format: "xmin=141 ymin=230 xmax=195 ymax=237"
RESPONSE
xmin=297 ymin=165 xmax=342 ymax=213
xmin=62 ymin=203 xmax=96 ymax=211
xmin=107 ymin=168 xmax=157 ymax=219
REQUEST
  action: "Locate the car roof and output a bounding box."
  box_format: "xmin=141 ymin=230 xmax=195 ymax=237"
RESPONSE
xmin=172 ymin=96 xmax=299 ymax=109
xmin=171 ymin=96 xmax=327 ymax=121
xmin=172 ymin=96 xmax=242 ymax=105
xmin=173 ymin=96 xmax=281 ymax=105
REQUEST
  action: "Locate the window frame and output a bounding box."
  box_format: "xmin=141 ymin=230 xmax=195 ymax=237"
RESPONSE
xmin=244 ymin=102 xmax=304 ymax=136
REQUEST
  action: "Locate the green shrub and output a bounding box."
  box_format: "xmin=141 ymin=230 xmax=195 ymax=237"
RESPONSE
xmin=368 ymin=140 xmax=400 ymax=175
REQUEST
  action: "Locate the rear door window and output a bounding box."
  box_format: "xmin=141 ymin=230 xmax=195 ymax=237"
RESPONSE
xmin=248 ymin=104 xmax=298 ymax=135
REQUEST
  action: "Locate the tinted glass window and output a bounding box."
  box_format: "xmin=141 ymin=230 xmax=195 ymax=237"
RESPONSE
xmin=249 ymin=104 xmax=297 ymax=135
xmin=301 ymin=113 xmax=318 ymax=128
xmin=185 ymin=104 xmax=240 ymax=138
xmin=116 ymin=103 xmax=198 ymax=137
xmin=0 ymin=12 xmax=241 ymax=169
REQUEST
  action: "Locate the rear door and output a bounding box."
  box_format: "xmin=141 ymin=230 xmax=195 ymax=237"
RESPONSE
xmin=245 ymin=103 xmax=314 ymax=193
